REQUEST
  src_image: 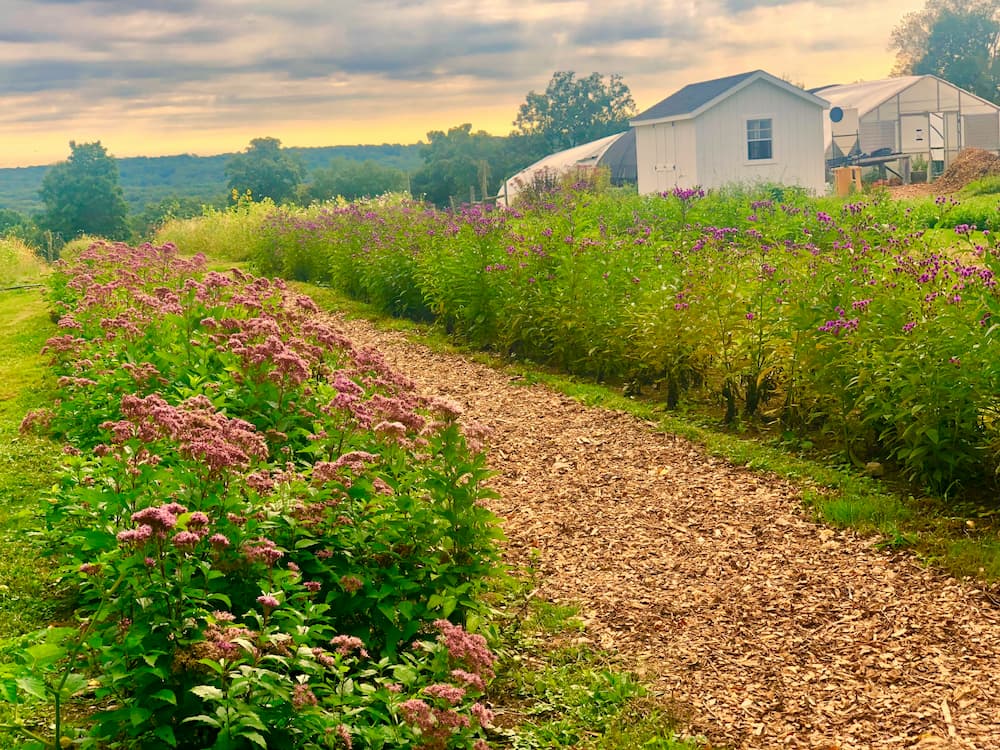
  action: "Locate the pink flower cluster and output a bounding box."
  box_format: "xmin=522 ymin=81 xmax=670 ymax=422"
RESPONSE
xmin=433 ymin=620 xmax=496 ymax=680
xmin=103 ymin=393 xmax=268 ymax=474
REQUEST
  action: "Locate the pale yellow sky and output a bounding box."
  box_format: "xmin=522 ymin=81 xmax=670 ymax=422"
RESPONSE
xmin=0 ymin=0 xmax=919 ymax=168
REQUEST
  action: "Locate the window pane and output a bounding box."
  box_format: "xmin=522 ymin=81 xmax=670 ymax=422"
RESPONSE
xmin=747 ymin=118 xmax=772 ymax=139
xmin=747 ymin=118 xmax=773 ymax=160
xmin=748 ymin=140 xmax=773 ymax=160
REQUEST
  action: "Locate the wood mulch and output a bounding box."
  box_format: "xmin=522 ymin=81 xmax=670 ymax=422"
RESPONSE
xmin=333 ymin=314 xmax=1000 ymax=750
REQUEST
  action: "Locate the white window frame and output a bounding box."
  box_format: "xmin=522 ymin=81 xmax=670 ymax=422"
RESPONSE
xmin=744 ymin=115 xmax=776 ymax=164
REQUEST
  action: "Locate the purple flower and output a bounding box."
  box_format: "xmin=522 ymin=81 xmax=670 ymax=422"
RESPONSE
xmin=117 ymin=525 xmax=154 ymax=546
xmin=256 ymin=594 xmax=279 ymax=609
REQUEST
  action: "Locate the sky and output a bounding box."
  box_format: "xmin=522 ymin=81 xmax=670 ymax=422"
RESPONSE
xmin=0 ymin=0 xmax=921 ymax=168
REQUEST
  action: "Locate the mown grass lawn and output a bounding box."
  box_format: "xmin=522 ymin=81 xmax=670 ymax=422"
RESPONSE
xmin=0 ymin=285 xmax=63 ymax=748
xmin=0 ymin=287 xmax=60 ymax=640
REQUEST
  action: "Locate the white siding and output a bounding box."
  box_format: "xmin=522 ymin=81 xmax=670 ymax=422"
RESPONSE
xmin=635 ymin=120 xmax=697 ymax=193
xmin=692 ymin=79 xmax=826 ymax=193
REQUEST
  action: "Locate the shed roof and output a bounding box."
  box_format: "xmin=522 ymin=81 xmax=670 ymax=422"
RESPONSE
xmin=631 ymin=69 xmax=827 ymax=126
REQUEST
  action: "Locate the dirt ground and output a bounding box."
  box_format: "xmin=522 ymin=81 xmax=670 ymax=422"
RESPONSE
xmin=334 ymin=315 xmax=1000 ymax=750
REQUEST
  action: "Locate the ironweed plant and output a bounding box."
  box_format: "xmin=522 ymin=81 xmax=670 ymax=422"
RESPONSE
xmin=169 ymin=186 xmax=1000 ymax=497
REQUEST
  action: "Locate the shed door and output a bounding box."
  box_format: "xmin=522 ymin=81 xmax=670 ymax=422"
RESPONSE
xmin=653 ymin=124 xmax=678 ymax=192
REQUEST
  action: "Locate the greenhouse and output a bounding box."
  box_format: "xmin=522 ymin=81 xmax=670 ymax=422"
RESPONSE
xmin=497 ymin=129 xmax=636 ymax=205
xmin=812 ymin=75 xmax=1000 ymax=179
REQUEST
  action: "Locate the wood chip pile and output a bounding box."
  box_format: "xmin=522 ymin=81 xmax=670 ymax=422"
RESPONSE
xmin=932 ymin=148 xmax=1000 ymax=193
xmin=892 ymin=148 xmax=1000 ymax=198
xmin=333 ymin=314 xmax=1000 ymax=750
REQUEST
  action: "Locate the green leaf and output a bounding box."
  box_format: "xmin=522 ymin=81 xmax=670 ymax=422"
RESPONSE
xmin=240 ymin=730 xmax=268 ymax=748
xmin=209 ymin=592 xmax=232 ymax=607
xmin=191 ymin=684 xmax=224 ymax=702
xmin=0 ymin=679 xmax=20 ymax=704
xmin=182 ymin=713 xmax=221 ymax=728
xmin=24 ymin=643 xmax=65 ymax=667
xmin=14 ymin=677 xmax=48 ymax=701
xmin=197 ymin=658 xmax=225 ymax=675
xmin=150 ymin=688 xmax=177 ymax=705
xmin=130 ymin=706 xmax=152 ymax=727
xmin=61 ymin=672 xmax=89 ymax=698
xmin=153 ymin=725 xmax=178 ymax=747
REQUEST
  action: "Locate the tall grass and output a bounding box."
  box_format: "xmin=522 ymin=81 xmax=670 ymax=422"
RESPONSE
xmin=0 ymin=238 xmax=47 ymax=287
xmin=155 ymin=193 xmax=277 ymax=261
xmin=961 ymin=175 xmax=1000 ymax=197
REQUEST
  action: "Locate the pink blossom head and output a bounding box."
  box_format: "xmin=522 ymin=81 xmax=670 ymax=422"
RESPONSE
xmin=172 ymin=531 xmax=201 ymax=549
xmin=256 ymin=594 xmax=279 ymax=610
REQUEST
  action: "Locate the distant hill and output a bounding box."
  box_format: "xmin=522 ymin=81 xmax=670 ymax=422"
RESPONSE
xmin=0 ymin=144 xmax=425 ymax=215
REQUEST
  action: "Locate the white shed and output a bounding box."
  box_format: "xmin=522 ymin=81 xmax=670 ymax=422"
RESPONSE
xmin=630 ymin=70 xmax=829 ymax=195
xmin=811 ymin=75 xmax=1000 ymax=175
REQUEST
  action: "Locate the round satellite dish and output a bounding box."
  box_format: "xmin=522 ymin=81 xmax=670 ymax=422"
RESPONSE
xmin=830 ymin=106 xmax=844 ymax=123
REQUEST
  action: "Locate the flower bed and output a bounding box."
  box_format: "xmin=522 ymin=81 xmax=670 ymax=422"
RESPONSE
xmin=9 ymin=241 xmax=500 ymax=749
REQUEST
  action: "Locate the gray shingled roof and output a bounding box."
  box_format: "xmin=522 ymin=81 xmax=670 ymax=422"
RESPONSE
xmin=631 ymin=70 xmax=763 ymax=123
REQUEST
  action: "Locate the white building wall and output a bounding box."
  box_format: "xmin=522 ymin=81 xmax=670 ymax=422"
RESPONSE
xmin=693 ymin=80 xmax=826 ymax=193
xmin=635 ymin=120 xmax=697 ymax=193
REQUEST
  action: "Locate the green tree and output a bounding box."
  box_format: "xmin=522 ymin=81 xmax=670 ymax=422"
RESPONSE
xmin=513 ymin=71 xmax=637 ymax=153
xmin=411 ymin=124 xmax=499 ymax=207
xmin=0 ymin=208 xmax=26 ymax=235
xmin=224 ymin=137 xmax=305 ymax=203
xmin=890 ymin=0 xmax=999 ymax=102
xmin=410 ymin=125 xmax=540 ymax=208
xmin=301 ymin=158 xmax=409 ymax=203
xmin=38 ymin=141 xmax=130 ymax=241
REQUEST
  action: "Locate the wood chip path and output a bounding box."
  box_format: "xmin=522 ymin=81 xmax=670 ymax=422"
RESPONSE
xmin=334 ymin=314 xmax=1000 ymax=750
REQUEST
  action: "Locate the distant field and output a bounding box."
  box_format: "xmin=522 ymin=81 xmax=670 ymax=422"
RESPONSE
xmin=0 ymin=143 xmax=423 ymax=214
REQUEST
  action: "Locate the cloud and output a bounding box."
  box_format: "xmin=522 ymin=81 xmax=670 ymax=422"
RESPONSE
xmin=0 ymin=0 xmax=916 ymax=166
xmin=722 ymin=0 xmax=799 ymax=12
